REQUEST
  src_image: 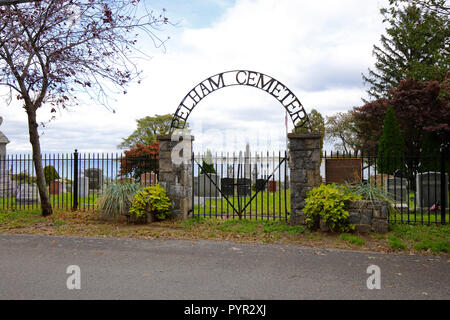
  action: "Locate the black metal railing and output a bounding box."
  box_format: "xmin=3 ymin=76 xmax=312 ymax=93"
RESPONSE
xmin=191 ymin=151 xmax=290 ymax=221
xmin=323 ymin=150 xmax=449 ymax=225
xmin=0 ymin=150 xmax=159 ymax=212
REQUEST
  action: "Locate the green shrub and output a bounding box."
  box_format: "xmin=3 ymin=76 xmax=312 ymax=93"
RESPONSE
xmin=304 ymin=184 xmax=361 ymax=232
xmin=129 ymin=184 xmax=172 ymax=220
xmin=200 ymin=160 xmax=216 ymax=175
xmin=43 ymin=165 xmax=60 ymax=185
xmin=200 ymin=150 xmax=216 ymax=174
xmin=96 ymin=182 xmax=142 ymax=221
xmin=377 ymin=106 xmax=405 ymax=175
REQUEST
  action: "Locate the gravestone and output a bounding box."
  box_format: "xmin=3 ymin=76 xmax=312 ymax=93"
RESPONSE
xmin=385 ymin=177 xmax=408 ymax=203
xmin=255 ymin=179 xmax=266 ymax=192
xmin=221 ymin=178 xmax=235 ymax=196
xmin=0 ymin=117 xmax=17 ymax=198
xmin=140 ymin=172 xmax=158 ymax=187
xmin=416 ymin=172 xmax=449 ymax=208
xmin=63 ymin=181 xmax=72 ymax=194
xmin=77 ymin=176 xmax=90 ymax=198
xmin=49 ymin=180 xmax=61 ymax=195
xmin=16 ymin=183 xmax=40 ymax=204
xmin=237 ymin=178 xmax=251 ymax=197
xmin=243 ymin=145 xmax=251 ymax=180
xmin=369 ymin=174 xmax=394 ymax=187
xmin=196 ymin=174 xmax=221 ymax=197
xmin=84 ymin=168 xmax=104 ymax=190
xmin=268 ymin=180 xmax=277 ymax=192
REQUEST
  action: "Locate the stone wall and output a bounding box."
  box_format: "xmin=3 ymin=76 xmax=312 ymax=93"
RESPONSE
xmin=347 ymin=200 xmax=389 ymax=234
xmin=157 ymin=134 xmax=194 ymax=220
xmin=288 ymin=133 xmax=322 ymax=225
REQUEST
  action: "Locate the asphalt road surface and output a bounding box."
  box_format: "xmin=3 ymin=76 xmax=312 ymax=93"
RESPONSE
xmin=0 ymin=233 xmax=448 ymax=300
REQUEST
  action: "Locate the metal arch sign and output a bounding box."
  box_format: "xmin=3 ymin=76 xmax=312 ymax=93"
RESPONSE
xmin=170 ymin=70 xmax=311 ymax=130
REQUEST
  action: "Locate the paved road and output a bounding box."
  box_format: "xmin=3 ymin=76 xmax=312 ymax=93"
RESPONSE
xmin=0 ymin=233 xmax=448 ymax=300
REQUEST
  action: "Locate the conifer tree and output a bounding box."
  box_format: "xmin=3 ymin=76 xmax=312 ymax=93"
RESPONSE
xmin=377 ymin=106 xmax=406 ymax=174
xmin=363 ymin=2 xmax=449 ymax=99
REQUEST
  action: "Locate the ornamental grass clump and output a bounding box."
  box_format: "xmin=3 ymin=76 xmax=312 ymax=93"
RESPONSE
xmin=345 ymin=182 xmax=395 ymax=204
xmin=304 ymin=184 xmax=361 ymax=232
xmin=345 ymin=182 xmax=398 ymax=215
xmin=96 ymin=182 xmax=142 ymax=221
xmin=129 ymin=184 xmax=172 ymax=221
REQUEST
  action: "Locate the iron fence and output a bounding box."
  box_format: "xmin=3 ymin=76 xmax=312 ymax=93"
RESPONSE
xmin=191 ymin=151 xmax=290 ymax=221
xmin=323 ymin=150 xmax=450 ymax=225
xmin=0 ymin=150 xmax=159 ymax=212
xmin=3 ymin=146 xmax=448 ymax=226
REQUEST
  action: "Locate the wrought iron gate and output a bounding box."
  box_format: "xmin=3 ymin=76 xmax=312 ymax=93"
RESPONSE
xmin=191 ymin=151 xmax=290 ymax=220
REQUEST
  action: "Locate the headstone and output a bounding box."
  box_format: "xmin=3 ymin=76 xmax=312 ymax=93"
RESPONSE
xmin=84 ymin=168 xmax=104 ymax=190
xmin=385 ymin=177 xmax=408 ymax=203
xmin=49 ymin=180 xmax=61 ymax=195
xmin=243 ymin=145 xmax=251 ymax=180
xmin=196 ymin=174 xmax=221 ymax=197
xmin=221 ymin=178 xmax=235 ymax=196
xmin=141 ymin=172 xmax=158 ymax=187
xmin=369 ymin=174 xmax=394 ymax=187
xmin=237 ymin=178 xmax=251 ymax=197
xmin=268 ymin=180 xmax=277 ymax=192
xmin=252 ymin=166 xmax=258 ymax=182
xmin=77 ymin=176 xmax=90 ymax=198
xmin=416 ymin=172 xmax=449 ymax=208
xmin=64 ymin=182 xmax=72 ymax=194
xmin=255 ymin=179 xmax=266 ymax=192
xmin=16 ymin=183 xmax=40 ymax=204
xmin=227 ymin=165 xmax=234 ymax=178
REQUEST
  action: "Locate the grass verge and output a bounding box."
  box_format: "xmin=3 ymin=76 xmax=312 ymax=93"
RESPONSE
xmin=0 ymin=210 xmax=448 ymax=255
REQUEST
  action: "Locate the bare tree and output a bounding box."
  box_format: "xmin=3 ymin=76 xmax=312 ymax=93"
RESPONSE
xmin=0 ymin=0 xmax=170 ymax=216
xmin=325 ymin=111 xmax=361 ymax=154
xmin=0 ymin=1 xmax=39 ymax=5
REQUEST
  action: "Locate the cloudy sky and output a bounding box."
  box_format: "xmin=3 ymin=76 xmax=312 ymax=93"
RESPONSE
xmin=1 ymin=0 xmax=389 ymax=155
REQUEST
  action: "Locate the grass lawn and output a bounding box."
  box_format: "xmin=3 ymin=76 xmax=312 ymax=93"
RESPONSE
xmin=194 ymin=189 xmax=291 ymax=218
xmin=0 ymin=193 xmax=99 ymax=211
xmin=0 ymin=209 xmax=448 ymax=255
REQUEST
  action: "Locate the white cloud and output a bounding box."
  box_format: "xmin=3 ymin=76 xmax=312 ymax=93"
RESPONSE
xmin=0 ymin=0 xmax=388 ymax=155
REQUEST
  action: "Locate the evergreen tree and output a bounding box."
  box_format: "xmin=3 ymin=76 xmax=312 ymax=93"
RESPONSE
xmin=420 ymin=132 xmax=442 ymax=172
xmin=200 ymin=149 xmax=217 ymax=175
xmin=377 ymin=106 xmax=406 ymax=174
xmin=363 ymin=2 xmax=449 ymax=99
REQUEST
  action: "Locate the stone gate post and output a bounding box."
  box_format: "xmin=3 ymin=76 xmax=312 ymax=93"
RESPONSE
xmin=288 ymin=133 xmax=322 ymax=225
xmin=157 ymin=133 xmax=194 ymax=220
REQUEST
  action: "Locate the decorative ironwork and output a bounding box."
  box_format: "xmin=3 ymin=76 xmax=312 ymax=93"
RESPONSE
xmin=171 ymin=70 xmax=311 ymax=131
xmin=192 ymin=151 xmax=290 ymax=220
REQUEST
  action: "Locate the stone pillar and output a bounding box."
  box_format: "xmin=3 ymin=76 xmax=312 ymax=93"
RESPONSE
xmin=157 ymin=134 xmax=194 ymax=220
xmin=288 ymin=133 xmax=322 ymax=225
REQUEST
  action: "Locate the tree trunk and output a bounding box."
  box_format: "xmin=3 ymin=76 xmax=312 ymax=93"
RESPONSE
xmin=26 ymin=107 xmax=53 ymax=216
